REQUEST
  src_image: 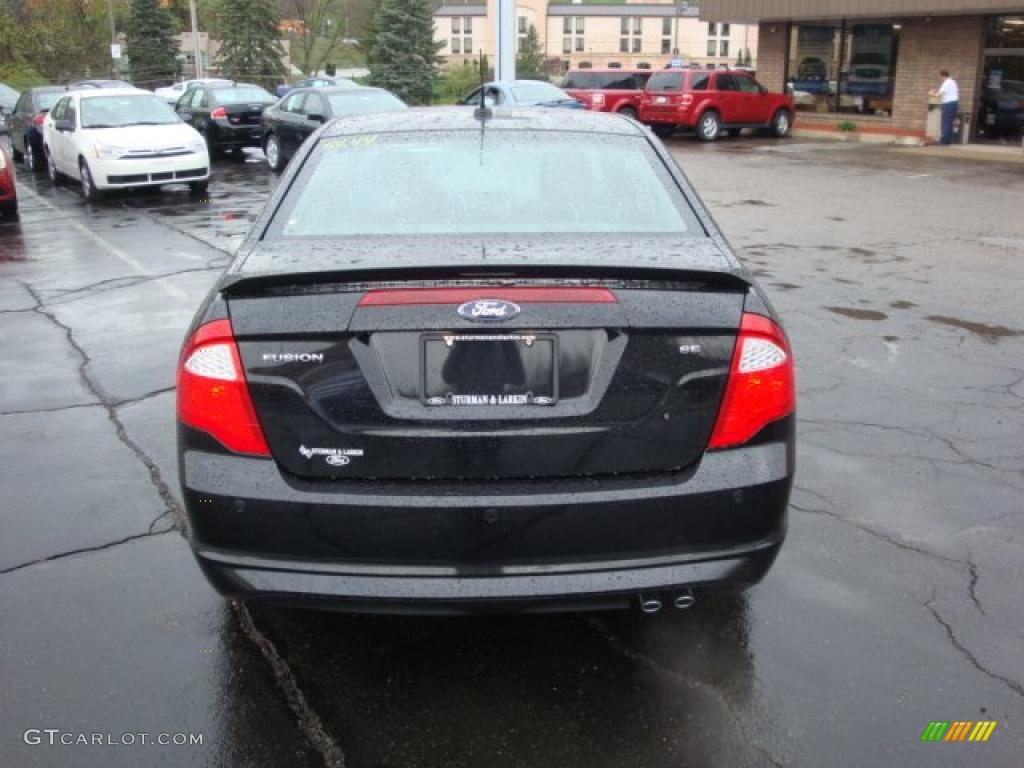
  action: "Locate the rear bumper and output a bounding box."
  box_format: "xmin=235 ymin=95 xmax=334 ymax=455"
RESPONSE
xmin=182 ymin=438 xmax=792 ymax=611
xmin=641 ymin=110 xmax=696 ymax=127
xmin=212 ymin=121 xmax=264 ymax=147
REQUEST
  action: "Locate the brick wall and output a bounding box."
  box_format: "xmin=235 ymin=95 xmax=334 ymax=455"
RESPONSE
xmin=756 ymin=21 xmax=787 ymax=93
xmin=891 ymin=15 xmax=985 ymax=133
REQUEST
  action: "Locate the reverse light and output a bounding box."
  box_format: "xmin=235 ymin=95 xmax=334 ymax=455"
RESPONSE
xmin=210 ymin=106 xmax=227 ymax=119
xmin=708 ymin=313 xmax=795 ymax=450
xmin=177 ymin=319 xmax=270 ymax=456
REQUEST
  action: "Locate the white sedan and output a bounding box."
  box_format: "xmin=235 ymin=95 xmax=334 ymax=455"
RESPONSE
xmin=155 ymin=78 xmax=231 ymax=104
xmin=43 ymin=89 xmax=210 ymax=200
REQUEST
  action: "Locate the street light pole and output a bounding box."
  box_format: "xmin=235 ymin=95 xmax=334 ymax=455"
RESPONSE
xmin=190 ymin=0 xmax=202 ymax=78
xmin=107 ymin=0 xmax=117 ymax=77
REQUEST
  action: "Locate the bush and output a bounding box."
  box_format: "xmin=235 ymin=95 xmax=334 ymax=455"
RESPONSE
xmin=435 ymin=61 xmax=485 ymax=105
xmin=0 ymin=64 xmax=48 ymax=90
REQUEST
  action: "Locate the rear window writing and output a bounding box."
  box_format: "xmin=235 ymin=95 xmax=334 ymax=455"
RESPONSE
xmin=273 ymin=131 xmax=699 ymax=237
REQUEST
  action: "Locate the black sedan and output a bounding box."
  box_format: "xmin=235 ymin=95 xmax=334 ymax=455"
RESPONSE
xmin=261 ymin=86 xmax=406 ymax=171
xmin=176 ymin=108 xmax=795 ymax=614
xmin=175 ymin=82 xmax=276 ymax=155
xmin=9 ymin=86 xmax=68 ymax=172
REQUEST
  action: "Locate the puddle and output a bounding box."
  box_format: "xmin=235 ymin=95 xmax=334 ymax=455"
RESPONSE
xmin=826 ymin=306 xmax=888 ymax=321
xmin=926 ymin=315 xmax=1022 ymax=342
xmin=889 ymin=300 xmax=917 ymax=309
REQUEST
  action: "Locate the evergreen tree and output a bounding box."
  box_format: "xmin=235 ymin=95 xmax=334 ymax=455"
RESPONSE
xmin=218 ymin=0 xmax=285 ymax=88
xmin=516 ymin=24 xmax=544 ymax=80
xmin=125 ymin=0 xmax=180 ymax=87
xmin=367 ymin=0 xmax=442 ymax=105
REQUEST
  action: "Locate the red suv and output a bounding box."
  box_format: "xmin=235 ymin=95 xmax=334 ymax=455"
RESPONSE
xmin=563 ymin=69 xmax=652 ymax=120
xmin=640 ymin=68 xmax=794 ymax=141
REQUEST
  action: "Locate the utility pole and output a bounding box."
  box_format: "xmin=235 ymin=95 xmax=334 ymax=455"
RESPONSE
xmin=496 ymin=0 xmax=516 ymax=82
xmin=190 ymin=0 xmax=202 ymax=78
xmin=107 ymin=0 xmax=117 ymax=78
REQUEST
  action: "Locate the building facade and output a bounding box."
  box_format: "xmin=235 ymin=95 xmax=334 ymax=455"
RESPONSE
xmin=434 ymin=1 xmax=758 ymax=72
xmin=700 ymin=0 xmax=1024 ymax=144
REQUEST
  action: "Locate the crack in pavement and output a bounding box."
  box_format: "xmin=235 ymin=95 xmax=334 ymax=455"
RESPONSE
xmin=0 ymin=527 xmax=176 ymax=575
xmin=0 ymin=401 xmax=101 ymax=417
xmin=924 ymin=591 xmax=1023 ymax=698
xmin=234 ymin=602 xmax=346 ymax=768
xmin=582 ymin=615 xmax=785 ymax=768
xmin=42 ymin=265 xmax=227 ymax=306
xmin=19 ymin=281 xmax=187 ymax=532
xmin=122 ymin=201 xmax=238 ymax=257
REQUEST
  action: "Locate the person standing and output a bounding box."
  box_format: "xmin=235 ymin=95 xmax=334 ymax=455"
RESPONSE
xmin=931 ymin=69 xmax=959 ymax=145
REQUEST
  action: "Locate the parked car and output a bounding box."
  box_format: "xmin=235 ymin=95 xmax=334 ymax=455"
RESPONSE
xmin=155 ymin=78 xmax=231 ymax=104
xmin=459 ymin=80 xmax=584 ymax=109
xmin=9 ymin=86 xmax=69 ymax=172
xmin=275 ymin=76 xmax=359 ymax=98
xmin=262 ymin=86 xmax=406 ymax=172
xmin=176 ymin=108 xmax=795 ymax=613
xmin=69 ymin=79 xmax=136 ymax=89
xmin=43 ymin=88 xmax=209 ymax=200
xmin=978 ymin=78 xmax=1024 ymax=140
xmin=562 ymin=69 xmax=651 ymax=119
xmin=175 ymin=82 xmax=276 ymax=155
xmin=0 ymin=83 xmax=19 ymax=135
xmin=640 ymin=68 xmax=794 ymax=141
xmin=0 ymin=141 xmax=17 ymax=216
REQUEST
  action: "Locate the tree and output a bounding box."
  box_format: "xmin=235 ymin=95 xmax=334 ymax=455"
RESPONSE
xmin=125 ymin=0 xmax=180 ymax=87
xmin=13 ymin=0 xmax=111 ymax=82
xmin=367 ymin=0 xmax=442 ymax=105
xmin=217 ymin=0 xmax=285 ymax=88
xmin=282 ymin=0 xmax=345 ymax=76
xmin=516 ymin=24 xmax=544 ymax=80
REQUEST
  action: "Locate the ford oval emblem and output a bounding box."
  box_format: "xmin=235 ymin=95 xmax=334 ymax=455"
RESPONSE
xmin=457 ymin=299 xmax=521 ymax=322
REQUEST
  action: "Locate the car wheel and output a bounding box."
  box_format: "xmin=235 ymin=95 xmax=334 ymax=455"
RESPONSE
xmin=697 ymin=111 xmax=721 ymax=142
xmin=617 ymin=106 xmax=638 ymax=121
xmin=651 ymin=124 xmax=674 ymax=139
xmin=11 ymin=143 xmax=23 ymax=163
xmin=189 ymin=179 xmax=209 ymax=195
xmin=78 ymin=159 xmax=103 ymax=202
xmin=46 ymin=148 xmax=62 ymax=185
xmin=264 ymin=133 xmax=285 ymax=172
xmin=205 ymin=128 xmax=222 ymax=157
xmin=771 ymin=109 xmax=792 ymax=138
xmin=24 ymin=140 xmax=40 ymax=172
xmin=0 ymin=197 xmax=18 ymax=217
xmin=727 ymin=128 xmax=742 ymax=138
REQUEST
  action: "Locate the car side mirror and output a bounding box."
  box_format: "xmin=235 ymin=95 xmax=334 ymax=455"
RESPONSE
xmin=307 ymin=113 xmax=326 ymax=123
xmin=54 ymin=118 xmax=73 ymax=132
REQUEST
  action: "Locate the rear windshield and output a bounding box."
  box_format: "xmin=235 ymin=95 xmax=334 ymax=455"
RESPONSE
xmin=564 ymin=72 xmax=646 ymax=90
xmin=212 ymin=86 xmax=274 ymax=104
xmin=646 ymin=71 xmax=683 ymax=91
xmin=271 ymin=131 xmax=699 ymax=238
xmin=326 ymin=90 xmax=406 ymax=115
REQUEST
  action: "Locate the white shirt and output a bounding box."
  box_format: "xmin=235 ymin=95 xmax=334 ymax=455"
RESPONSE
xmin=938 ymin=77 xmax=959 ymax=104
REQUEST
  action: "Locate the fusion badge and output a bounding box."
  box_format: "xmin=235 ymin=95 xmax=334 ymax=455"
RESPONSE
xmin=457 ymin=299 xmax=521 ymax=323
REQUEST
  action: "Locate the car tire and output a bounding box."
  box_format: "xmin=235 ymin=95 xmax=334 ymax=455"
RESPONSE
xmin=24 ymin=140 xmax=40 ymax=172
xmin=78 ymin=158 xmax=103 ymax=202
xmin=11 ymin=143 xmax=23 ymax=163
xmin=46 ymin=148 xmax=62 ymax=185
xmin=189 ymin=179 xmax=209 ymax=196
xmin=205 ymin=128 xmax=222 ymax=158
xmin=697 ymin=111 xmax=721 ymax=142
xmin=617 ymin=106 xmax=638 ymax=121
xmin=651 ymin=124 xmax=674 ymax=139
xmin=770 ymin=109 xmax=792 ymax=138
xmin=727 ymin=128 xmax=742 ymax=137
xmin=0 ymin=197 xmax=18 ymax=217
xmin=264 ymin=133 xmax=285 ymax=172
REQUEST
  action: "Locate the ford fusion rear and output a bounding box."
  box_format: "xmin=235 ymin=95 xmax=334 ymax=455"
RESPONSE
xmin=176 ymin=109 xmax=795 ymax=613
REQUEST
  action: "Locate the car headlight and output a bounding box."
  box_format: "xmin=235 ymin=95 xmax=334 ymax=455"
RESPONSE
xmin=93 ymin=142 xmax=128 ymax=160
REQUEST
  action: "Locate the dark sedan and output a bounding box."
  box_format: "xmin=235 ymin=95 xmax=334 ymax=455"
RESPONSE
xmin=9 ymin=86 xmax=68 ymax=172
xmin=176 ymin=108 xmax=794 ymax=614
xmin=175 ymin=82 xmax=276 ymax=155
xmin=261 ymin=86 xmax=406 ymax=171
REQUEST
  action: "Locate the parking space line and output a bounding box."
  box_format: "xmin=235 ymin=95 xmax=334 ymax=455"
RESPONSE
xmin=17 ymin=185 xmax=189 ymax=300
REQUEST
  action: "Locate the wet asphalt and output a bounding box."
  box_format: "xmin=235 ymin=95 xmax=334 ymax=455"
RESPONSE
xmin=0 ymin=136 xmax=1021 ymax=768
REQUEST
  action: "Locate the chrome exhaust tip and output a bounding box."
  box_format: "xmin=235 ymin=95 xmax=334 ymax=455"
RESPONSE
xmin=639 ymin=594 xmax=663 ymax=614
xmin=673 ymin=589 xmax=696 ymax=610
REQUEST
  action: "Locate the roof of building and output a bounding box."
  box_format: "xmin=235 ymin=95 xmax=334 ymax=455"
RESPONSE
xmin=321 ymin=106 xmax=644 ymax=138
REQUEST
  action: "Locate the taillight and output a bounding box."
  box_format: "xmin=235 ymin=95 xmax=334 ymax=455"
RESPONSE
xmin=33 ymin=113 xmax=46 ymax=126
xmin=680 ymin=94 xmax=694 ymax=107
xmin=210 ymin=106 xmax=227 ymax=119
xmin=709 ymin=313 xmax=795 ymax=450
xmin=177 ymin=319 xmax=270 ymax=456
xmin=592 ymin=93 xmax=606 ymax=107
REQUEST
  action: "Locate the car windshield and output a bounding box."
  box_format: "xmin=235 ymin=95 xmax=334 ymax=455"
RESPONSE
xmin=37 ymin=92 xmax=61 ymax=111
xmin=80 ymin=94 xmax=180 ymax=128
xmin=213 ymin=86 xmax=274 ymax=104
xmin=274 ymin=131 xmax=699 ymax=237
xmin=510 ymin=83 xmax=569 ymax=102
xmin=326 ymin=90 xmax=406 ymax=115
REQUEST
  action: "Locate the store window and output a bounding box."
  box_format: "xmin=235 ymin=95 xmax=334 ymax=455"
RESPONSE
xmin=786 ymin=21 xmax=899 ymax=116
xmin=978 ymin=16 xmax=1024 ymax=142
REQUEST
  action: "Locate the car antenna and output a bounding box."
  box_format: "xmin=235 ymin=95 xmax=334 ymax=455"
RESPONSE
xmin=474 ymin=50 xmax=491 ymax=121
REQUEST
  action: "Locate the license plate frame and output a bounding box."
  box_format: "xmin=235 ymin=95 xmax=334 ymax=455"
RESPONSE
xmin=420 ymin=332 xmax=559 ymax=407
